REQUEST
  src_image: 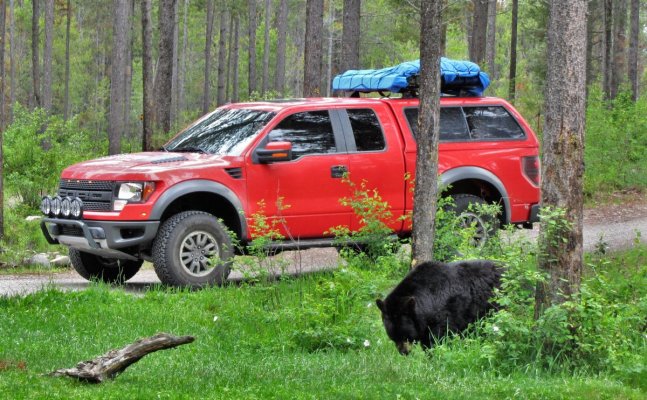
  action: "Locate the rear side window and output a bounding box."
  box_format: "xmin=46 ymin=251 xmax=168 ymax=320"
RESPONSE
xmin=404 ymin=105 xmax=525 ymax=141
xmin=347 ymin=109 xmax=386 ymax=151
xmin=268 ymin=111 xmax=336 ymax=159
xmin=404 ymin=108 xmax=470 ymax=141
xmin=463 ymin=106 xmax=525 ymax=140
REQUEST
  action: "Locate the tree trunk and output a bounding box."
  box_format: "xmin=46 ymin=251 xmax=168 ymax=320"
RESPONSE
xmin=0 ymin=0 xmax=5 ymax=239
xmin=485 ymin=0 xmax=496 ymax=78
xmin=154 ymin=0 xmax=176 ymax=134
xmin=293 ymin=12 xmax=305 ymax=97
xmin=603 ymin=0 xmax=612 ymax=99
xmin=440 ymin=0 xmax=447 ymax=56
xmin=469 ymin=0 xmax=488 ymax=65
xmin=261 ymin=0 xmax=270 ymax=96
xmin=231 ymin=14 xmax=240 ymax=102
xmin=628 ymin=0 xmax=639 ymax=101
xmin=216 ymin=10 xmax=229 ymax=106
xmin=41 ymin=0 xmax=53 ymax=112
xmin=203 ymin=0 xmax=214 ymax=113
xmin=170 ymin=0 xmax=179 ymax=125
xmin=535 ymin=0 xmax=588 ymax=316
xmin=9 ymin=0 xmax=15 ymax=124
xmin=226 ymin=14 xmax=233 ymax=100
xmin=508 ymin=0 xmax=518 ymax=101
xmin=51 ymin=333 xmax=195 ymax=383
xmin=0 ymin=0 xmax=5 ymax=131
xmin=586 ymin=0 xmax=598 ymax=94
xmin=412 ymin=0 xmax=442 ymax=265
xmin=325 ymin=0 xmax=334 ymax=97
xmin=124 ymin=0 xmax=134 ymax=138
xmin=274 ymin=0 xmax=288 ymax=96
xmin=341 ymin=0 xmax=360 ymax=73
xmin=178 ymin=0 xmax=189 ymax=115
xmin=31 ymin=0 xmax=40 ymax=108
xmin=63 ymin=0 xmax=71 ymax=121
xmin=610 ymin=0 xmax=627 ymax=99
xmin=108 ymin=0 xmax=129 ymax=155
xmin=303 ymin=0 xmax=324 ymax=97
xmin=141 ymin=0 xmax=154 ymax=151
xmin=248 ymin=0 xmax=257 ymax=96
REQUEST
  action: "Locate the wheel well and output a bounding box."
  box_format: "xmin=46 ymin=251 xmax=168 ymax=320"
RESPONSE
xmin=159 ymin=192 xmax=243 ymax=241
xmin=442 ymin=179 xmax=506 ymax=222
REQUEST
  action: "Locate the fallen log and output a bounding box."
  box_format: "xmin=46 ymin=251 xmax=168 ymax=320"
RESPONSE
xmin=50 ymin=332 xmax=195 ymax=383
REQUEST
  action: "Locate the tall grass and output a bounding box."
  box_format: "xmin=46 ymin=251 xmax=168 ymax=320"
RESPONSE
xmin=0 ymin=242 xmax=645 ymax=399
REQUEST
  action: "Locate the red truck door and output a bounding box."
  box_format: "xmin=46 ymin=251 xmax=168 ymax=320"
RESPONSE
xmin=338 ymin=106 xmax=408 ymax=233
xmin=245 ymin=109 xmax=352 ymax=239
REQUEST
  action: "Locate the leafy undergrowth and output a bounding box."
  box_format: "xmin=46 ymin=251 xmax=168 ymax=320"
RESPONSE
xmin=0 ymin=246 xmax=645 ymax=399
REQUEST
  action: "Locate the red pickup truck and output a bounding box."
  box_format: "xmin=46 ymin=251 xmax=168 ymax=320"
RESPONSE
xmin=40 ymin=96 xmax=540 ymax=288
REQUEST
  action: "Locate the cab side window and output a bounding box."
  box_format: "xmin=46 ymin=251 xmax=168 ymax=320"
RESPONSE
xmin=347 ymin=109 xmax=386 ymax=151
xmin=268 ymin=111 xmax=336 ymax=159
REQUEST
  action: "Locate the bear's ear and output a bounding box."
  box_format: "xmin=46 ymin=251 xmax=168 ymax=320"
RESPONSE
xmin=376 ymin=299 xmax=385 ymax=313
xmin=404 ymin=296 xmax=416 ymax=313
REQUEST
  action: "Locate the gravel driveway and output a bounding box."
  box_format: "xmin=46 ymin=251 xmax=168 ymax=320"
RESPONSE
xmin=1 ymin=201 xmax=646 ymax=297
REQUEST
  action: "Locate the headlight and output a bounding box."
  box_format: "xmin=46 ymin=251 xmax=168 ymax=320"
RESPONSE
xmin=116 ymin=182 xmax=156 ymax=202
xmin=114 ymin=182 xmax=155 ymax=211
xmin=70 ymin=198 xmax=83 ymax=219
xmin=51 ymin=196 xmax=62 ymax=217
xmin=40 ymin=196 xmax=52 ymax=216
xmin=61 ymin=197 xmax=72 ymax=218
xmin=117 ymin=182 xmax=144 ymax=201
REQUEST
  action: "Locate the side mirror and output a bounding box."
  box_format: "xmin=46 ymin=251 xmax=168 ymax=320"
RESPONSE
xmin=256 ymin=141 xmax=293 ymax=163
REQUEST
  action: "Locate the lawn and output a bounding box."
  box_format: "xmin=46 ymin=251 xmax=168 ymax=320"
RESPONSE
xmin=0 ymin=246 xmax=645 ymax=399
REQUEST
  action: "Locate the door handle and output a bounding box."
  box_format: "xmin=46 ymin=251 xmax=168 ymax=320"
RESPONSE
xmin=330 ymin=165 xmax=348 ymax=178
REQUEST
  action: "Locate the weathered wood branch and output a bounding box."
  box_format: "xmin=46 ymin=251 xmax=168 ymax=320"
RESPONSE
xmin=50 ymin=333 xmax=195 ymax=383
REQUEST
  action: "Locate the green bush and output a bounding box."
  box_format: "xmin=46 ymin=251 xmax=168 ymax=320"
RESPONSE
xmin=3 ymin=105 xmax=106 ymax=208
xmin=585 ymin=89 xmax=647 ymax=197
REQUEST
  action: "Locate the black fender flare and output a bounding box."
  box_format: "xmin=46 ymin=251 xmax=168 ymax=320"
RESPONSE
xmin=150 ymin=180 xmax=248 ymax=239
xmin=440 ymin=167 xmax=511 ymax=224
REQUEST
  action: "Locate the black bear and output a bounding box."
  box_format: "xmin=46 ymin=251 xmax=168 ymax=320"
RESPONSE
xmin=376 ymin=260 xmax=503 ymax=355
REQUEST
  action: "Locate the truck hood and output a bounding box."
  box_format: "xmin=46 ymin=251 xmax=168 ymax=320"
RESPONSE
xmin=61 ymin=152 xmax=238 ymax=181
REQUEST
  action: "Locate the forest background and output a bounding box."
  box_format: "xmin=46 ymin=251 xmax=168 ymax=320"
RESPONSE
xmin=0 ymin=0 xmax=645 ymax=253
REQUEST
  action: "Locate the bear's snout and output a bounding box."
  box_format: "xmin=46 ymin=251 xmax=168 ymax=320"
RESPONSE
xmin=396 ymin=341 xmax=412 ymax=355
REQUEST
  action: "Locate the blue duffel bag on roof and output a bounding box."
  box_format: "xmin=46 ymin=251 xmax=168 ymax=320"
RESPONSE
xmin=332 ymin=58 xmax=490 ymax=96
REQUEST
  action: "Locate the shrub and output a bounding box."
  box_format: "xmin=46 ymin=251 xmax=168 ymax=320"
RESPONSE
xmin=585 ymin=88 xmax=647 ymax=197
xmin=3 ymin=105 xmax=106 ymax=208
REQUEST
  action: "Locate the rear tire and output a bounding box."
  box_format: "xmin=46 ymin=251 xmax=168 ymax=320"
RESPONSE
xmin=152 ymin=211 xmax=234 ymax=289
xmin=69 ymin=249 xmax=143 ymax=284
xmin=450 ymin=194 xmax=499 ymax=245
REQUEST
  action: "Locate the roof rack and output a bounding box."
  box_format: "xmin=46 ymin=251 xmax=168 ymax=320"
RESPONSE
xmin=332 ymin=58 xmax=490 ymax=97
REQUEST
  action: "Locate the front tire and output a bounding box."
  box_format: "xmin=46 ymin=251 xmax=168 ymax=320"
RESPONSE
xmin=69 ymin=249 xmax=143 ymax=284
xmin=152 ymin=211 xmax=234 ymax=288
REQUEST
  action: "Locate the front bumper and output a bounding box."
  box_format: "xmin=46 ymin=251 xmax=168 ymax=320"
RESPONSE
xmin=41 ymin=218 xmax=159 ymax=257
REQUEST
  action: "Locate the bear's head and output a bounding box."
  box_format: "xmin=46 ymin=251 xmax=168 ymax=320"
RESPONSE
xmin=376 ymin=296 xmax=418 ymax=355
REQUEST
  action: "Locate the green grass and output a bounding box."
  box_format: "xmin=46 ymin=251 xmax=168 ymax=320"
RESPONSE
xmin=0 ymin=248 xmax=645 ymax=399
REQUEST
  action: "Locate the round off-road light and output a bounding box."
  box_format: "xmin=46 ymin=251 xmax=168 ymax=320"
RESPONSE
xmin=51 ymin=196 xmax=62 ymax=217
xmin=70 ymin=198 xmax=83 ymax=219
xmin=40 ymin=196 xmax=52 ymax=216
xmin=61 ymin=197 xmax=72 ymax=218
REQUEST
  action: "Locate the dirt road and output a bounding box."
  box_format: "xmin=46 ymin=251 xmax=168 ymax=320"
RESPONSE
xmin=1 ymin=200 xmax=646 ymax=297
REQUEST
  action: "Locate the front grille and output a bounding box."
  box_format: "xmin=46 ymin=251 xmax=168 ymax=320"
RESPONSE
xmin=58 ymin=179 xmax=115 ymax=212
xmin=59 ymin=179 xmax=115 ymax=191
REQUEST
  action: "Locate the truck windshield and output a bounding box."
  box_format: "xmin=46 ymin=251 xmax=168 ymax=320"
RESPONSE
xmin=164 ymin=108 xmax=275 ymax=155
